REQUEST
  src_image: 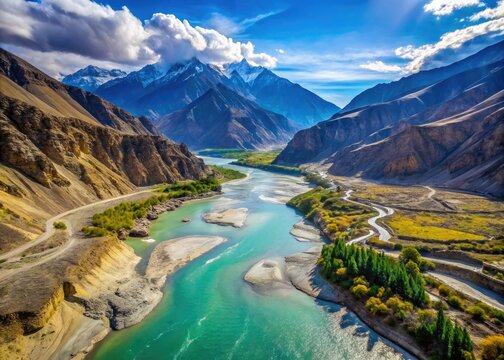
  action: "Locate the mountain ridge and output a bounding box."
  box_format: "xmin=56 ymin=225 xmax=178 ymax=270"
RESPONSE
xmin=274 ymin=43 xmax=504 ymax=197
xmin=74 ymin=58 xmax=340 ymax=127
xmin=157 ymin=83 xmax=297 ymax=150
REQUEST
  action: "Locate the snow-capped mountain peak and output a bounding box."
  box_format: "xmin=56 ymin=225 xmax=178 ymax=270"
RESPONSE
xmin=224 ymin=59 xmax=265 ymax=84
xmin=62 ymin=66 xmax=127 ymax=91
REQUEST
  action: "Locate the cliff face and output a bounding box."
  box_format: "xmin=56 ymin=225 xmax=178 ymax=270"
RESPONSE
xmin=0 ymin=48 xmax=209 ymax=250
xmin=275 ymin=47 xmax=504 ymax=197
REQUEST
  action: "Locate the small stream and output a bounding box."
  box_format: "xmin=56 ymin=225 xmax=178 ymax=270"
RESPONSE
xmin=89 ymin=158 xmax=413 ymax=360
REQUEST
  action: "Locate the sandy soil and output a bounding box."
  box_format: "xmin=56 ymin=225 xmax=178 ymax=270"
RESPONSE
xmin=244 ymin=257 xmax=290 ymax=289
xmin=147 ymin=236 xmax=227 ymax=287
xmin=290 ymin=219 xmax=323 ymax=242
xmin=202 ymin=208 xmax=248 ymax=228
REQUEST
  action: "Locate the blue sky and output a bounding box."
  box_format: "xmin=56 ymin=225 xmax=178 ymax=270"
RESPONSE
xmin=1 ymin=0 xmax=503 ymax=106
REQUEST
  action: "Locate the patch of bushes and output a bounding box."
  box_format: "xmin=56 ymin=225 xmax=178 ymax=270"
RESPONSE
xmin=53 ymin=221 xmax=67 ymax=230
xmin=289 ymin=188 xmax=376 ymax=240
xmin=82 ymin=226 xmax=108 ymax=237
xmin=208 ymin=165 xmax=246 ymax=183
xmin=447 ymin=295 xmax=464 ymax=310
xmin=160 ymin=177 xmax=221 ymax=197
xmin=304 ymin=173 xmax=332 ymax=188
xmin=481 ymin=334 xmax=504 ymax=360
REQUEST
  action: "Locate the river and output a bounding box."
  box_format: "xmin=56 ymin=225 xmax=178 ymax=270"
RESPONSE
xmin=89 ymin=157 xmax=413 ymax=360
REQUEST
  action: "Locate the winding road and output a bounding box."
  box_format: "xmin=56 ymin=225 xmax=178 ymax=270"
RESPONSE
xmin=0 ymin=189 xmax=155 ymax=281
xmin=342 ymin=189 xmax=394 ymax=244
xmin=318 ymin=174 xmax=504 ymax=311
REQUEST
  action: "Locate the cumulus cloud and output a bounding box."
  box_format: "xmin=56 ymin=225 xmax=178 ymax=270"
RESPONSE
xmin=0 ymin=0 xmax=276 ymax=71
xmin=359 ymin=61 xmax=402 ymax=73
xmin=424 ymin=0 xmax=484 ymax=16
xmin=395 ymin=17 xmax=504 ymax=72
xmin=0 ymin=0 xmax=154 ymax=64
xmin=276 ymin=49 xmax=285 ymax=54
xmin=469 ymin=0 xmax=504 ymax=21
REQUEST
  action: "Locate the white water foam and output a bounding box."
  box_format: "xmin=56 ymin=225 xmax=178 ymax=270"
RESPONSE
xmin=205 ymin=242 xmax=240 ymax=265
xmin=258 ymin=194 xmax=285 ymax=204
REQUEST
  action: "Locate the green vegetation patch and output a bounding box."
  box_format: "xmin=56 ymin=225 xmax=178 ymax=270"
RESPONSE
xmin=304 ymin=173 xmax=332 ymax=188
xmin=288 ymin=187 xmax=376 ymax=239
xmin=199 ymin=148 xmax=303 ymax=175
xmin=319 ymin=241 xmax=473 ymax=359
xmin=209 ymin=165 xmax=246 ymax=183
xmin=88 ymin=195 xmax=170 ymax=234
xmin=53 ymin=221 xmax=67 ymax=230
xmin=159 ymin=177 xmax=221 ymax=198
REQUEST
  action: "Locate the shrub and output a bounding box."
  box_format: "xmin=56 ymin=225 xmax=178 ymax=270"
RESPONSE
xmin=353 ymin=276 xmax=369 ymax=287
xmin=438 ymin=284 xmax=452 ymax=297
xmin=467 ymin=305 xmax=486 ymax=320
xmin=481 ymin=334 xmax=504 ymax=360
xmin=53 ymin=221 xmax=67 ymax=230
xmin=82 ymin=226 xmax=108 ymax=237
xmin=365 ymin=297 xmax=390 ymax=315
xmin=419 ymin=259 xmax=436 ymax=271
xmin=386 ymin=295 xmax=413 ymax=320
xmin=351 ymin=284 xmax=369 ymax=299
xmin=447 ymin=295 xmax=464 ymax=309
xmin=405 ymin=260 xmax=420 ymax=277
xmin=335 ymin=267 xmax=348 ymax=280
xmin=400 ymin=247 xmax=421 ymax=264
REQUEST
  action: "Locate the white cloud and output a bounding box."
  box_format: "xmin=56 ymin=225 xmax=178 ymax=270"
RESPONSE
xmin=395 ymin=17 xmax=504 ymax=72
xmin=424 ymin=0 xmax=483 ymax=16
xmin=276 ymin=49 xmax=285 ymax=54
xmin=469 ymin=0 xmax=504 ymax=21
xmin=359 ymin=61 xmax=402 ymax=73
xmin=0 ymin=0 xmax=276 ymax=73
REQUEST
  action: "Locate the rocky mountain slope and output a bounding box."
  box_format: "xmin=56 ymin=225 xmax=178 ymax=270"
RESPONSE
xmin=343 ymin=40 xmax=504 ymax=112
xmin=224 ymin=59 xmax=340 ymax=127
xmin=275 ymin=43 xmax=504 ymax=197
xmin=157 ymin=84 xmax=297 ymax=149
xmin=0 ymin=48 xmax=209 ymax=251
xmin=89 ymin=58 xmax=339 ymax=127
xmin=62 ymin=65 xmax=126 ymax=92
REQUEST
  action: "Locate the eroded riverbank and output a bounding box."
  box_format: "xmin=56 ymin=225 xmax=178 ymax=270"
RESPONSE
xmin=90 ymin=158 xmax=412 ymax=360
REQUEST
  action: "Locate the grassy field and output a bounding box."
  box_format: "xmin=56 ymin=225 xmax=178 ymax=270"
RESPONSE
xmin=288 ymin=187 xmax=376 ymax=239
xmin=387 ymin=211 xmax=503 ymax=242
xmin=209 ymin=165 xmax=246 ymax=183
xmin=198 ymin=148 xmax=302 ymax=175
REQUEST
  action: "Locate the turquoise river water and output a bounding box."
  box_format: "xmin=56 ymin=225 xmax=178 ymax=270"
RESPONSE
xmin=90 ymin=157 xmax=413 ymax=360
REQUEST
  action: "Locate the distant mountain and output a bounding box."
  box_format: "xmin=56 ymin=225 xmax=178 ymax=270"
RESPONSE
xmin=62 ymin=65 xmax=126 ymax=92
xmin=275 ymin=42 xmax=504 ymax=197
xmin=224 ymin=59 xmax=340 ymax=127
xmin=90 ymin=58 xmax=338 ymax=128
xmin=94 ymin=64 xmax=164 ymax=113
xmin=342 ymin=40 xmax=504 ymax=112
xmin=157 ymin=84 xmax=297 ymax=150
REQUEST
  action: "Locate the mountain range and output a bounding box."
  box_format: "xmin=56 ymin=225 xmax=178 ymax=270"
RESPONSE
xmin=62 ymin=65 xmax=126 ymax=92
xmin=0 ymin=48 xmax=208 ymax=247
xmin=157 ymin=83 xmax=297 ymax=149
xmin=65 ymin=59 xmax=340 ymax=128
xmin=275 ymin=41 xmax=504 ymax=197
